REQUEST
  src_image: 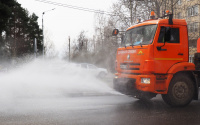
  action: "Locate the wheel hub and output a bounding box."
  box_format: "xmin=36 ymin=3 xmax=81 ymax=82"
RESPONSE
xmin=173 ymin=82 xmax=188 ymax=99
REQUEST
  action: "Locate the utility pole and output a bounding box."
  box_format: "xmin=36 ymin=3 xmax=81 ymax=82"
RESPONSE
xmin=42 ymin=8 xmax=55 ymax=58
xmin=86 ymin=39 xmax=87 ymax=52
xmin=34 ymin=38 xmax=37 ymax=58
xmin=69 ymin=36 xmax=70 ymax=62
xmin=42 ymin=13 xmax=44 ymax=58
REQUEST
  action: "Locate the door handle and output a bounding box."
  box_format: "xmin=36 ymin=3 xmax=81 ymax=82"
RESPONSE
xmin=178 ymin=53 xmax=183 ymax=56
xmin=157 ymin=46 xmax=167 ymax=51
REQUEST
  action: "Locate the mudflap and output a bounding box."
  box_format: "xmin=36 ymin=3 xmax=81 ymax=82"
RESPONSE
xmin=113 ymin=77 xmax=156 ymax=99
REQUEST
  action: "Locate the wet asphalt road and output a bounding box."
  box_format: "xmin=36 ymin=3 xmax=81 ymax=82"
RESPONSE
xmin=1 ymin=93 xmax=200 ymax=125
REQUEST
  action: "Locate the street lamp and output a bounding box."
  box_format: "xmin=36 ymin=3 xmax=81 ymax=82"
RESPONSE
xmin=42 ymin=8 xmax=55 ymax=58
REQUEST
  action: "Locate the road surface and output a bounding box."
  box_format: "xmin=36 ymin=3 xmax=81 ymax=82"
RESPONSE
xmin=1 ymin=93 xmax=200 ymax=125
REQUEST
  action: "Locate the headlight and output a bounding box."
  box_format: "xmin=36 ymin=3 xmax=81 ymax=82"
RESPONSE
xmin=141 ymin=78 xmax=150 ymax=84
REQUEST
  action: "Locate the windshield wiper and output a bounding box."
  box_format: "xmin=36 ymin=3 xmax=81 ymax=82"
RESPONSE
xmin=130 ymin=42 xmax=135 ymax=48
xmin=140 ymin=42 xmax=143 ymax=47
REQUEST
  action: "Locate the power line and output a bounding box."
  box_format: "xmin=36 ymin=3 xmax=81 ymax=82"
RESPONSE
xmin=35 ymin=0 xmax=115 ymax=16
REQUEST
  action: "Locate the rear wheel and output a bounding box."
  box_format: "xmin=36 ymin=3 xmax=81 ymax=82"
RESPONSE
xmin=162 ymin=73 xmax=194 ymax=107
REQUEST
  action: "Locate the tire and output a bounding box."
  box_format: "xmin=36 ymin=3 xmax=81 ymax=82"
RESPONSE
xmin=98 ymin=72 xmax=106 ymax=78
xmin=162 ymin=73 xmax=195 ymax=107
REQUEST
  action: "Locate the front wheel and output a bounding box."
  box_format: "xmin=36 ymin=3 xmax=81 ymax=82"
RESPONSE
xmin=162 ymin=73 xmax=195 ymax=107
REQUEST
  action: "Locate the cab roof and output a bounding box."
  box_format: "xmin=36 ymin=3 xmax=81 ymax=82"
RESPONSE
xmin=127 ymin=19 xmax=187 ymax=31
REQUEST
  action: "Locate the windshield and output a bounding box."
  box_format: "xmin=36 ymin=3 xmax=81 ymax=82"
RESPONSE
xmin=123 ymin=25 xmax=157 ymax=46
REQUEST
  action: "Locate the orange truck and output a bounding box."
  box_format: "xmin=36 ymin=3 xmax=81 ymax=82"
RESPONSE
xmin=113 ymin=11 xmax=200 ymax=107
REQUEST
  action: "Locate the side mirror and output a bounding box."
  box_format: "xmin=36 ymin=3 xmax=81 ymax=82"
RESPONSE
xmin=112 ymin=29 xmax=119 ymax=36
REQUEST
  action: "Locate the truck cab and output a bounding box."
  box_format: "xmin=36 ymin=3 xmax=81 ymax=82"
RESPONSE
xmin=113 ymin=12 xmax=198 ymax=107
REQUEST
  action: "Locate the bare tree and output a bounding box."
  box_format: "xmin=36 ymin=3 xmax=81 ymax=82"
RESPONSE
xmin=77 ymin=30 xmax=88 ymax=52
xmin=110 ymin=0 xmax=151 ymax=29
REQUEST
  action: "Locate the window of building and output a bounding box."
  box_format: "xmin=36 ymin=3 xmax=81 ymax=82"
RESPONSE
xmin=194 ymin=5 xmax=199 ymax=15
xmin=178 ymin=0 xmax=181 ymax=5
xmin=194 ymin=22 xmax=198 ymax=32
xmin=190 ymin=24 xmax=194 ymax=32
xmin=187 ymin=7 xmax=191 ymax=17
xmin=187 ymin=5 xmax=199 ymax=17
xmin=188 ymin=22 xmax=199 ymax=33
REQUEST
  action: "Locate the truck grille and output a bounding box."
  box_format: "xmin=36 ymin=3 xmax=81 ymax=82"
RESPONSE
xmin=120 ymin=63 xmax=140 ymax=70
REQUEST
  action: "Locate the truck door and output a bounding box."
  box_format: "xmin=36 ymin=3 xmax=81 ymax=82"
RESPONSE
xmin=154 ymin=25 xmax=188 ymax=74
